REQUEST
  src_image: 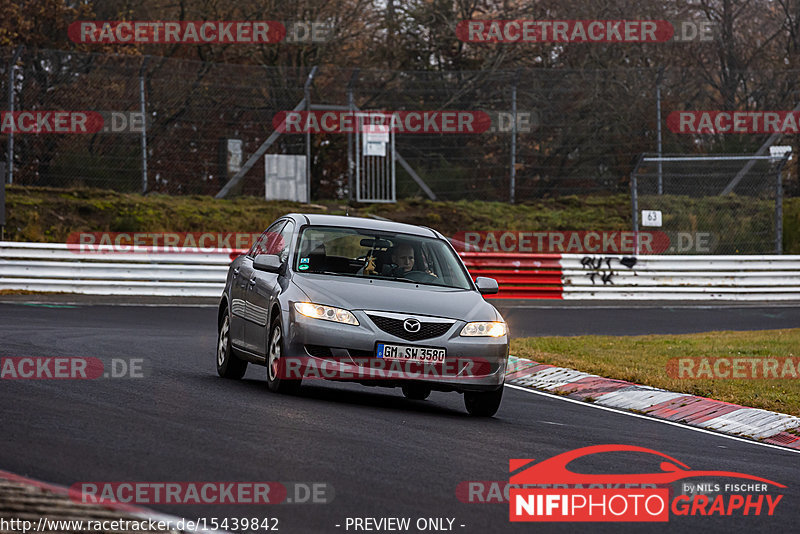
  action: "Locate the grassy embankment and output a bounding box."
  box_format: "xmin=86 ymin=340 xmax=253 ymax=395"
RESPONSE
xmin=4 ymin=185 xmax=799 ymax=252
xmin=512 ymin=329 xmax=800 ymax=417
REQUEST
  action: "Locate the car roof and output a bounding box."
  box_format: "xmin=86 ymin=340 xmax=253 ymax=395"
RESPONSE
xmin=287 ymin=213 xmax=440 ymax=238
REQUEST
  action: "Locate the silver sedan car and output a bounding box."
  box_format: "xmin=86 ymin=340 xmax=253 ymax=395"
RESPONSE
xmin=216 ymin=214 xmax=509 ymax=416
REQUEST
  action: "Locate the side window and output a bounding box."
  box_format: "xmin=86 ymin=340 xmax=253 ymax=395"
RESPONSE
xmin=273 ymin=220 xmax=295 ymax=263
xmin=249 ymin=221 xmax=286 ymax=258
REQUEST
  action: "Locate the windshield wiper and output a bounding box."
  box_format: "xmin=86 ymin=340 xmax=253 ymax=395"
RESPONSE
xmin=299 ymin=270 xmax=348 ymax=277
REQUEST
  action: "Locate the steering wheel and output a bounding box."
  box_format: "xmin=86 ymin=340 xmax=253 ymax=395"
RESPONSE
xmin=401 ymin=270 xmax=439 ymax=284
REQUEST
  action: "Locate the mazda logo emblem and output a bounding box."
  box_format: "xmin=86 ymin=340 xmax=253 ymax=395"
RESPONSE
xmin=403 ymin=318 xmax=421 ymax=333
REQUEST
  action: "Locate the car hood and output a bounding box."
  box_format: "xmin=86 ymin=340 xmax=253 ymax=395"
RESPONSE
xmin=292 ymin=273 xmax=500 ymax=321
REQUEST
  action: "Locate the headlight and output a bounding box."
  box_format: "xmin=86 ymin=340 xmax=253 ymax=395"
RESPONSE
xmin=460 ymin=321 xmax=507 ymax=337
xmin=294 ymin=302 xmax=359 ymax=326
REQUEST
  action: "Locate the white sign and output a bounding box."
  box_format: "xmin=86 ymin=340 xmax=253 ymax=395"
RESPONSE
xmin=770 ymin=145 xmax=792 ymax=161
xmin=363 ymin=125 xmax=389 ymax=157
xmin=641 ymin=210 xmax=663 ymax=227
xmin=364 ymin=126 xmax=390 ymax=143
xmin=226 ymin=139 xmax=243 ymax=174
xmin=265 ymin=154 xmax=308 ymax=203
xmin=364 ymin=141 xmax=386 ymax=157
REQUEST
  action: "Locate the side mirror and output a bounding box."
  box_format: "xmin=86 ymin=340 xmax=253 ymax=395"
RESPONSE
xmin=253 ymin=254 xmax=282 ymax=273
xmin=475 ymin=276 xmax=499 ymax=295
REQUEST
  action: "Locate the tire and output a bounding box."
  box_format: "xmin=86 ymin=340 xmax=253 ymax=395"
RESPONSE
xmin=464 ymin=386 xmax=504 ymax=417
xmin=402 ymin=384 xmax=431 ymax=401
xmin=266 ymin=316 xmax=302 ymax=394
xmin=217 ymin=312 xmax=247 ymax=379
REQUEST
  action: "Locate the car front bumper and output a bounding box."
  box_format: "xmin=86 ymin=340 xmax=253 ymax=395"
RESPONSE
xmin=282 ymin=307 xmax=509 ymax=391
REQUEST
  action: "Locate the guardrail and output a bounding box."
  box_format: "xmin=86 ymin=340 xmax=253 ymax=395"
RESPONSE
xmin=459 ymin=252 xmax=563 ymax=299
xmin=463 ymin=252 xmax=800 ymax=300
xmin=0 ymin=242 xmax=230 ymax=297
xmin=2 ymin=242 xmax=800 ymax=300
xmin=560 ymin=254 xmax=800 ymax=300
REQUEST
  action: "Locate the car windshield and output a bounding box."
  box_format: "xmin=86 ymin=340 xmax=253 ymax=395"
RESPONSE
xmin=295 ymin=226 xmax=473 ymax=290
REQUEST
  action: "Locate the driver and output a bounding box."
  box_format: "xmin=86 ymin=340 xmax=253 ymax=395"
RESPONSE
xmin=391 ymin=243 xmax=415 ymax=274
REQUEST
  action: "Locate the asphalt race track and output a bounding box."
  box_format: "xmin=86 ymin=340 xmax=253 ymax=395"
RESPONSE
xmin=1 ymin=302 xmax=798 ymax=533
xmin=495 ymin=302 xmax=800 ymax=337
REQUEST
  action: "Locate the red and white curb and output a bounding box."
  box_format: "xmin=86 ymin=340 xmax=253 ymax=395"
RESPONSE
xmin=506 ymin=355 xmax=800 ymax=449
xmin=0 ymin=469 xmax=225 ymax=533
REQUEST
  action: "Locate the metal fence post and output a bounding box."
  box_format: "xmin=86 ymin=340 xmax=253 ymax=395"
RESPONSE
xmin=347 ymin=88 xmax=353 ymax=202
xmin=775 ymin=154 xmax=789 ymax=254
xmin=630 ymin=155 xmax=644 ymax=255
xmin=347 ymin=69 xmax=359 ymax=202
xmin=656 ymin=67 xmax=664 ymax=195
xmin=139 ymin=56 xmax=149 ymax=194
xmin=0 ymin=161 xmax=5 ymax=240
xmin=304 ymin=66 xmax=318 ymax=203
xmin=776 ymin=168 xmax=783 ymax=254
xmin=6 ymin=46 xmax=24 ymax=186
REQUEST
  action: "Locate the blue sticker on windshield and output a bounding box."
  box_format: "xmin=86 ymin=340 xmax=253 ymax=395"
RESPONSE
xmin=298 ymin=264 xmax=309 ymax=271
xmin=300 ymin=257 xmax=310 ymax=264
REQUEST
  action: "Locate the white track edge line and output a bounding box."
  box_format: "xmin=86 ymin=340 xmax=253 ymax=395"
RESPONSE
xmin=0 ymin=300 xmax=217 ymax=308
xmin=504 ymin=383 xmax=800 ymax=455
xmin=502 ymin=304 xmax=800 ymax=309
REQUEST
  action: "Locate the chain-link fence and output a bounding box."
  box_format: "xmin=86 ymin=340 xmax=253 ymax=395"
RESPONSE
xmin=2 ymin=47 xmax=799 ymax=203
xmin=632 ymin=154 xmax=788 ymax=254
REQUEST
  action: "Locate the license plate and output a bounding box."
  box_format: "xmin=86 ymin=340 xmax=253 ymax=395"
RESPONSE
xmin=376 ymin=343 xmax=446 ymax=363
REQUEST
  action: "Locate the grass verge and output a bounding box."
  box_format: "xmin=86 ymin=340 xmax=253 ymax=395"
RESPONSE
xmin=511 ymin=329 xmax=800 ymax=416
xmin=4 ymin=186 xmax=799 ymax=253
xmin=2 ymin=186 xmax=631 ymax=243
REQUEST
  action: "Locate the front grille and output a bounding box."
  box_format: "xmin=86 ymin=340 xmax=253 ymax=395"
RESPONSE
xmin=306 ymin=346 xmax=373 ymax=359
xmin=367 ymin=314 xmax=453 ymax=342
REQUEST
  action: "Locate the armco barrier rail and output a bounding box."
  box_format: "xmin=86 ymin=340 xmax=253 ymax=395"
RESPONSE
xmin=459 ymin=252 xmax=563 ymax=299
xmin=0 ymin=242 xmax=231 ymax=297
xmin=458 ymin=252 xmax=800 ymax=300
xmin=2 ymin=242 xmax=800 ymax=300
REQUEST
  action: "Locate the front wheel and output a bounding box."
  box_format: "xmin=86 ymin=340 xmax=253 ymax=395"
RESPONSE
xmin=217 ymin=313 xmax=247 ymax=379
xmin=464 ymin=386 xmax=503 ymax=417
xmin=266 ymin=318 xmax=301 ymax=394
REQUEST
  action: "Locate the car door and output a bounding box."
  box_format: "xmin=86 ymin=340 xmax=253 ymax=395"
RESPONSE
xmin=231 ymin=220 xmax=285 ymax=353
xmin=246 ymin=219 xmax=295 ymax=356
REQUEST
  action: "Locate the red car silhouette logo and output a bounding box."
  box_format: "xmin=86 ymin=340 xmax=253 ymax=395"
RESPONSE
xmin=510 ymin=444 xmax=785 ymax=487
